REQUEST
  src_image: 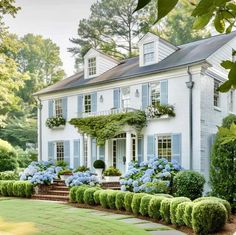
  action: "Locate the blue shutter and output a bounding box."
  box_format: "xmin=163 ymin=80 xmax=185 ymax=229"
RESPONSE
xmin=78 ymin=95 xmax=83 ymax=117
xmin=160 ymin=80 xmax=168 ymax=105
xmin=48 ymin=100 xmax=53 ymax=118
xmin=92 ymin=138 xmax=97 ymax=168
xmin=172 ymin=134 xmax=181 ymax=165
xmin=138 ymin=138 xmax=144 ymax=163
xmin=73 ymin=140 xmax=80 ymax=168
xmin=113 ymin=88 xmax=120 ymax=109
xmin=99 ymin=145 xmax=105 ymax=161
xmin=91 ymin=93 xmax=97 ymax=113
xmin=147 ymin=135 xmax=155 ymax=160
xmin=62 ymin=97 xmax=67 ymax=119
xmin=48 ymin=141 xmax=54 ymax=160
xmin=142 ymin=84 xmax=149 ymax=110
xmin=64 ymin=141 xmax=70 ymax=166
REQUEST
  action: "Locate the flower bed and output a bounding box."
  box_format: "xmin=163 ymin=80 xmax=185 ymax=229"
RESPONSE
xmin=69 ymin=186 xmax=231 ymax=235
xmin=120 ymin=158 xmax=181 ymax=193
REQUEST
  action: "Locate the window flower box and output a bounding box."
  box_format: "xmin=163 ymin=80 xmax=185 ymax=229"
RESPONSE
xmin=145 ymin=104 xmax=175 ymax=119
xmin=46 ymin=116 xmax=66 ymax=129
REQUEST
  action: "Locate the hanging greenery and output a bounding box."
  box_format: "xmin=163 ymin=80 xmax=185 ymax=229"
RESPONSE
xmin=69 ymin=111 xmax=147 ymax=145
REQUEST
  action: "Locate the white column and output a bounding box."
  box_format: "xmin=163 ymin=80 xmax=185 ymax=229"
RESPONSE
xmin=87 ymin=135 xmax=92 ymax=169
xmin=126 ymin=131 xmax=132 ymax=171
xmin=105 ymin=140 xmax=109 ymax=168
xmin=135 ymin=133 xmax=138 ymax=161
xmin=79 ymin=134 xmax=84 ymax=166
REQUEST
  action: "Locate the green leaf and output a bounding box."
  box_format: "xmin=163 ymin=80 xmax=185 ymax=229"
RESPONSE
xmin=214 ymin=13 xmax=225 ymax=33
xmin=133 ymin=0 xmax=151 ymax=12
xmin=222 ymin=10 xmax=234 ymax=19
xmin=226 ymin=23 xmax=233 ymax=34
xmin=192 ymin=0 xmax=215 ymax=17
xmin=156 ymin=0 xmax=179 ymax=22
xmin=227 ymin=2 xmax=236 ymax=12
xmin=228 ymin=63 xmax=236 ymax=86
xmin=193 ymin=13 xmax=213 ymax=29
xmin=221 ymin=60 xmax=233 ymax=69
xmin=217 ymin=80 xmax=232 ymax=92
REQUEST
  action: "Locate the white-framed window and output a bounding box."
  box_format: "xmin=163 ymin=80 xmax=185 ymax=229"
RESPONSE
xmin=150 ymin=82 xmax=160 ymax=106
xmin=88 ymin=57 xmax=96 ymax=76
xmin=54 ymin=99 xmax=63 ymax=117
xmin=229 ymin=90 xmax=234 ymax=112
xmin=143 ymin=42 xmax=155 ymax=65
xmin=214 ymin=79 xmax=220 ymax=107
xmin=84 ymin=94 xmax=91 ymax=113
xmin=157 ymin=135 xmax=172 ymax=161
xmin=56 ymin=141 xmax=64 ymax=161
xmin=121 ymin=87 xmax=130 ymax=108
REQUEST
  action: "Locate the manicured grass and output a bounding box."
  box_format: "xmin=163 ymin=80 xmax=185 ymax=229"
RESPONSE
xmin=0 ymin=198 xmax=149 ymax=235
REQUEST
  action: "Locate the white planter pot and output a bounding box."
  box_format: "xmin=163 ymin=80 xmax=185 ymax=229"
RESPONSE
xmin=60 ymin=175 xmax=72 ymax=181
xmin=95 ymin=168 xmax=103 ymax=181
xmin=104 ymin=176 xmax=120 ymax=182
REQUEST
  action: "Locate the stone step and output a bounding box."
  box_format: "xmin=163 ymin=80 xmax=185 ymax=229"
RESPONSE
xmin=32 ymin=194 xmax=69 ymax=202
xmin=46 ymin=190 xmax=69 ymax=196
xmin=51 ymin=186 xmax=69 ymax=191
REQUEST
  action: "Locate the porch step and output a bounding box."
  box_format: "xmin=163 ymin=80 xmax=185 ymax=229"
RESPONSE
xmin=32 ymin=194 xmax=69 ymax=202
xmin=52 ymin=179 xmax=67 ymax=186
xmin=51 ymin=186 xmax=69 ymax=191
xmin=101 ymin=181 xmax=120 ymax=190
xmin=46 ymin=190 xmax=69 ymax=196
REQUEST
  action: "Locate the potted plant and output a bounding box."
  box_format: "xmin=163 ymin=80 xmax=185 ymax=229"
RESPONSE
xmin=93 ymin=160 xmax=105 ymax=181
xmin=103 ymin=166 xmax=121 ymax=182
xmin=58 ymin=169 xmax=73 ymax=181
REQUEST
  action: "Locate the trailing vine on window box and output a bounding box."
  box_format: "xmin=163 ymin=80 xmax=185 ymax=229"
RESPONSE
xmin=69 ymin=111 xmax=147 ymax=145
xmin=46 ymin=116 xmax=66 ymax=129
xmin=145 ymin=104 xmax=175 ymax=119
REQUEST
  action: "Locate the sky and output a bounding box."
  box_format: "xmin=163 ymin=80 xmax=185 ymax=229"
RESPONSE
xmin=4 ymin=0 xmax=97 ymax=77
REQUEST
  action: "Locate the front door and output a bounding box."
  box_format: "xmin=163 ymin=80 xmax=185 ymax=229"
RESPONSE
xmin=116 ymin=139 xmax=126 ymax=175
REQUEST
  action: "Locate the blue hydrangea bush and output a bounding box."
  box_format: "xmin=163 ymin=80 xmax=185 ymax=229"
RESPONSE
xmin=120 ymin=157 xmax=181 ymax=194
xmin=19 ymin=160 xmax=63 ymax=185
xmin=65 ymin=172 xmax=98 ymax=187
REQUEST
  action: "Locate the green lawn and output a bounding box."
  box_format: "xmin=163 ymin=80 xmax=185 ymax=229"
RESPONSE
xmin=0 ymin=198 xmax=149 ymax=235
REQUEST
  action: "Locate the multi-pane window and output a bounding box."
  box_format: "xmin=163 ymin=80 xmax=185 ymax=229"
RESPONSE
xmin=157 ymin=135 xmax=172 ymax=161
xmin=132 ymin=139 xmax=136 ymax=161
xmin=88 ymin=57 xmax=96 ymax=76
xmin=113 ymin=140 xmax=117 ymax=168
xmin=121 ymin=87 xmax=130 ymax=108
xmin=84 ymin=137 xmax=88 ymax=166
xmin=56 ymin=142 xmax=64 ymax=161
xmin=214 ymin=79 xmax=220 ymax=107
xmin=55 ymin=99 xmax=63 ymax=117
xmin=143 ymin=42 xmax=155 ymax=65
xmin=84 ymin=95 xmax=91 ymax=113
xmin=229 ymin=90 xmax=234 ymax=112
xmin=150 ymin=82 xmax=160 ymax=106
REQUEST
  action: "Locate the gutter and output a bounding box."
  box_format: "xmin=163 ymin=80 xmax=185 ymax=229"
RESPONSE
xmin=37 ymin=96 xmax=43 ymax=161
xmin=186 ymin=66 xmax=194 ymax=170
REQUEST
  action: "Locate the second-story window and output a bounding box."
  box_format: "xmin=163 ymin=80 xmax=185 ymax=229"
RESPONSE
xmin=84 ymin=94 xmax=91 ymax=113
xmin=229 ymin=90 xmax=234 ymax=112
xmin=150 ymin=82 xmax=160 ymax=106
xmin=143 ymin=42 xmax=155 ymax=65
xmin=55 ymin=99 xmax=63 ymax=117
xmin=214 ymin=79 xmax=220 ymax=107
xmin=121 ymin=87 xmax=130 ymax=108
xmin=88 ymin=57 xmax=96 ymax=76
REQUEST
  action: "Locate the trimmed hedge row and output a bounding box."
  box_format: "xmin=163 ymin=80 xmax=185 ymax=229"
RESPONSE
xmin=69 ymin=187 xmax=230 ymax=235
xmin=0 ymin=180 xmax=33 ymax=198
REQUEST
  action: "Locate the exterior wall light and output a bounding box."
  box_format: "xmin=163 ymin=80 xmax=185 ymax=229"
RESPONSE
xmin=135 ymin=89 xmax=140 ymax=97
xmin=100 ymin=95 xmax=104 ymax=103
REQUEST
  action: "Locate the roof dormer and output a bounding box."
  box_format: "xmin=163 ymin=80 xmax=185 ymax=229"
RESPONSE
xmin=84 ymin=48 xmax=119 ymax=79
xmin=138 ymin=32 xmax=178 ymax=67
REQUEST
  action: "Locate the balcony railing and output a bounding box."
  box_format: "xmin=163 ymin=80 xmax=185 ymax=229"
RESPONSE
xmin=78 ymin=107 xmax=137 ymax=118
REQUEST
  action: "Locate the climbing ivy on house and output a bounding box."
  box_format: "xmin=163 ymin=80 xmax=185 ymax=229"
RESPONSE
xmin=69 ymin=111 xmax=147 ymax=145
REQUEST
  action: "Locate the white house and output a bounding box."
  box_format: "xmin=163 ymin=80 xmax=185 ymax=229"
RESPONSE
xmin=34 ymin=32 xmax=236 ymax=180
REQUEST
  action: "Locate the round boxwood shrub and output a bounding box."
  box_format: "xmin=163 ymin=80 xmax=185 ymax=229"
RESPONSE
xmin=192 ymin=200 xmax=227 ymax=234
xmin=107 ymin=190 xmax=119 ymax=209
xmin=100 ymin=190 xmax=111 ymax=208
xmin=115 ymin=191 xmax=127 ymax=210
xmin=0 ymin=139 xmax=18 ymax=172
xmin=12 ymin=181 xmax=33 ymax=197
xmin=84 ymin=187 xmax=100 ymax=205
xmin=140 ymin=195 xmax=153 ymax=216
xmin=148 ymin=196 xmax=167 ymax=220
xmin=124 ymin=192 xmax=134 ymax=212
xmin=6 ymin=180 xmax=15 ymax=196
xmin=155 ymin=193 xmax=173 ymax=198
xmin=176 ymin=201 xmax=190 ymax=226
xmin=170 ymin=197 xmax=191 ymax=225
xmin=183 ymin=202 xmax=194 ymax=228
xmin=173 ymin=170 xmax=205 ymax=200
xmin=76 ymin=185 xmax=90 ymax=203
xmin=94 ymin=189 xmax=103 ymax=205
xmin=69 ymin=186 xmax=80 ymax=203
xmin=0 ymin=180 xmax=15 ymax=196
xmin=160 ymin=198 xmax=173 ymax=224
xmin=194 ymin=197 xmax=231 ymax=220
xmin=131 ymin=193 xmax=147 ymax=215
xmin=93 ymin=160 xmax=105 ymax=169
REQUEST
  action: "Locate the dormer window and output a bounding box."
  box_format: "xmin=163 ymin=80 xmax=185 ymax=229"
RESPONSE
xmin=88 ymin=57 xmax=96 ymax=76
xmin=143 ymin=42 xmax=155 ymax=65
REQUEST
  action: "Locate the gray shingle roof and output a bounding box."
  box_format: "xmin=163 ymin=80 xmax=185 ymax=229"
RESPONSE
xmin=34 ymin=32 xmax=236 ymax=96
